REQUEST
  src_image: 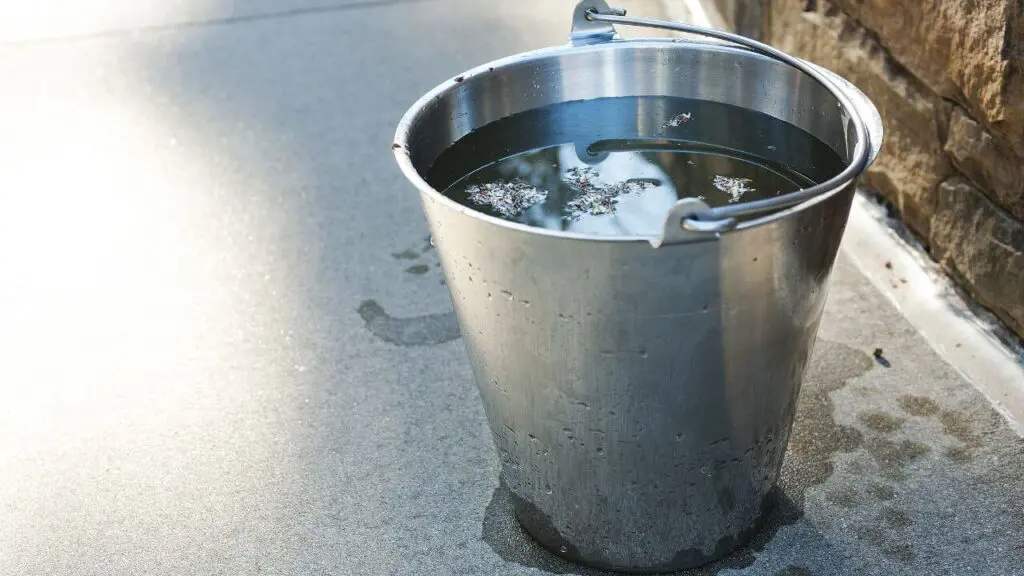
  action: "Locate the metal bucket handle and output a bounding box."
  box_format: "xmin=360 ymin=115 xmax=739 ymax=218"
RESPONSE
xmin=570 ymin=0 xmax=880 ymax=246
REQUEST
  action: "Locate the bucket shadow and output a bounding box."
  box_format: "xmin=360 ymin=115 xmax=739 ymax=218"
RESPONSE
xmin=482 ymin=480 xmax=801 ymax=576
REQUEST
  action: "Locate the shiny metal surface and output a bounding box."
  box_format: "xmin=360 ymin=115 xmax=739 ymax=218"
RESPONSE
xmin=393 ymin=3 xmax=882 ymax=571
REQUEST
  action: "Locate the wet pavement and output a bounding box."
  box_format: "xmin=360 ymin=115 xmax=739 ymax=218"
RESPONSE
xmin=1 ymin=0 xmax=1022 ymax=574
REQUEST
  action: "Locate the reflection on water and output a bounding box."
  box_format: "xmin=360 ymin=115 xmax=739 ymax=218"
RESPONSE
xmin=442 ymin=139 xmax=814 ymax=237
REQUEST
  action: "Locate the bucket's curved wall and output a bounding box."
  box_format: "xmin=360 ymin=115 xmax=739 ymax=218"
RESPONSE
xmin=422 ymin=179 xmax=854 ymax=570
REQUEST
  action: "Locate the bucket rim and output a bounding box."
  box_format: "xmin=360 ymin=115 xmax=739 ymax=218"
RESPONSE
xmin=393 ymin=39 xmax=874 ymax=245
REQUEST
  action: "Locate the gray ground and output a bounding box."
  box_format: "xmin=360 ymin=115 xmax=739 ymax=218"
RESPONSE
xmin=1 ymin=0 xmax=1021 ymax=574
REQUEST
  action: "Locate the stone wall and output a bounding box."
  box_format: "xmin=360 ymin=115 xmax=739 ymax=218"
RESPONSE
xmin=708 ymin=0 xmax=1024 ymax=339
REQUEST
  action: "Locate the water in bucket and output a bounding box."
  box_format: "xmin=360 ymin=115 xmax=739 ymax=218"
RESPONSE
xmin=428 ymin=96 xmax=845 ymax=237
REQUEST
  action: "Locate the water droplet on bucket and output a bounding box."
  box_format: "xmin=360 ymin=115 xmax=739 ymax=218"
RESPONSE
xmin=545 ymin=485 xmax=553 ymax=494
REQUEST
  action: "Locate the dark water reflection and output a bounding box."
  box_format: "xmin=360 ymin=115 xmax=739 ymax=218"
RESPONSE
xmin=442 ymin=139 xmax=814 ymax=237
xmin=427 ymin=96 xmax=845 ymax=238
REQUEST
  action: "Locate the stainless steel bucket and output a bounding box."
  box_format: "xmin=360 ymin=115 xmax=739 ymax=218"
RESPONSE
xmin=393 ymin=2 xmax=882 ymax=571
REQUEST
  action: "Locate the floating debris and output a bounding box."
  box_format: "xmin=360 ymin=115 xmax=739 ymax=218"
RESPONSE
xmin=567 ymin=192 xmax=620 ymax=217
xmin=712 ymin=175 xmax=756 ymax=203
xmin=565 ymin=166 xmax=600 ymax=193
xmin=564 ymin=167 xmax=657 ymax=219
xmin=566 ymin=180 xmax=656 ymax=218
xmin=465 ymin=179 xmax=547 ymax=218
xmin=664 ymin=112 xmax=693 ymax=127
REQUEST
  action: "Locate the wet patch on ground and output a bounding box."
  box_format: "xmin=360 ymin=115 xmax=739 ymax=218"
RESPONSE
xmin=898 ymin=395 xmax=987 ymax=464
xmin=390 ymin=235 xmax=434 ymax=261
xmin=358 ymin=300 xmax=459 ymax=346
xmin=938 ymin=409 xmax=982 ymax=461
xmin=853 ymin=523 xmax=918 ymax=563
xmin=825 ymin=486 xmax=863 ymax=508
xmin=391 ymin=248 xmax=420 ymax=260
xmin=858 ymin=412 xmax=904 ymax=434
xmin=896 ymin=395 xmax=939 ymax=417
xmin=864 ymin=437 xmax=931 ymax=481
xmin=776 ymin=340 xmax=874 ymax=509
xmin=865 ymin=483 xmax=895 ymax=501
xmin=360 ymin=237 xmax=458 ymax=346
xmin=879 ymin=506 xmax=912 ymax=528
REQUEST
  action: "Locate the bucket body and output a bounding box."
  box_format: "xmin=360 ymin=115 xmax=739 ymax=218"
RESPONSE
xmin=422 ymin=184 xmax=851 ymax=571
xmin=395 ymin=33 xmax=880 ymax=572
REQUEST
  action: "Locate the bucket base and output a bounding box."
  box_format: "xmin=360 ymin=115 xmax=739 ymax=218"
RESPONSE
xmin=509 ymin=489 xmax=774 ymax=573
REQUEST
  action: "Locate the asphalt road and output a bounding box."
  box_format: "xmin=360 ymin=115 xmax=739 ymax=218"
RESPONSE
xmin=1 ymin=1 xmax=1021 ymax=574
